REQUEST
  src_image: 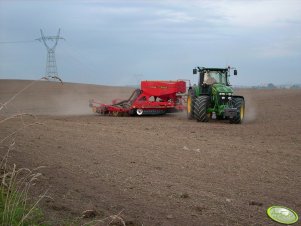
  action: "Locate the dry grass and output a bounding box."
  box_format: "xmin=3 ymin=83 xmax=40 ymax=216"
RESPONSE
xmin=82 ymin=209 xmax=126 ymax=226
xmin=0 ymin=76 xmax=62 ymax=226
xmin=0 ymin=140 xmax=47 ymax=226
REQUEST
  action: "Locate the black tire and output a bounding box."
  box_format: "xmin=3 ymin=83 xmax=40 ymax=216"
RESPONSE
xmin=229 ymin=98 xmax=245 ymax=124
xmin=128 ymin=109 xmax=136 ymax=116
xmin=194 ymin=96 xmax=210 ymax=122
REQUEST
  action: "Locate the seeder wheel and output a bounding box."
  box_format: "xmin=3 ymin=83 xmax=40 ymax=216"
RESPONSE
xmin=136 ymin=109 xmax=143 ymax=116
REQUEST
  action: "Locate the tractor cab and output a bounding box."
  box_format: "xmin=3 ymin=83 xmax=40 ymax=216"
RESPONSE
xmin=192 ymin=67 xmax=236 ymax=95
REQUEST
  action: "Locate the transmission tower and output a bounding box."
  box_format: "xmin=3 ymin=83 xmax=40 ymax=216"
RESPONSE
xmin=36 ymin=29 xmax=64 ymax=77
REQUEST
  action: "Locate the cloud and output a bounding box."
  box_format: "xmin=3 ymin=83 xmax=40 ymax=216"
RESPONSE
xmin=209 ymin=0 xmax=301 ymax=28
xmin=257 ymin=36 xmax=301 ymax=58
xmin=154 ymin=9 xmax=196 ymax=23
xmin=87 ymin=5 xmax=141 ymax=15
xmin=156 ymin=0 xmax=301 ymax=28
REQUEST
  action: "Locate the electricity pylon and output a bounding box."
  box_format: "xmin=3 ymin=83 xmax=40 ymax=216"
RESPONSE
xmin=36 ymin=29 xmax=64 ymax=78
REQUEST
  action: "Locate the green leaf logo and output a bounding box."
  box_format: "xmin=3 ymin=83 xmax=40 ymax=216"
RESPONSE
xmin=267 ymin=206 xmax=299 ymax=224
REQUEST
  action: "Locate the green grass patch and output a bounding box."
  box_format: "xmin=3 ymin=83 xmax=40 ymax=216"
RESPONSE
xmin=0 ymin=156 xmax=47 ymax=226
xmin=0 ymin=187 xmax=46 ymax=226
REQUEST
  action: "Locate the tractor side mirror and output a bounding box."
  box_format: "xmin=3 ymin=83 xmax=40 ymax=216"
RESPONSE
xmin=193 ymin=68 xmax=197 ymax=74
xmin=234 ymin=69 xmax=237 ymax=76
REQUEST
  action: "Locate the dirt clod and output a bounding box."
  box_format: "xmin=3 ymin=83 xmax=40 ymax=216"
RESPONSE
xmin=180 ymin=192 xmax=190 ymax=199
xmin=82 ymin=209 xmax=97 ymax=218
xmin=166 ymin=214 xmax=174 ymax=219
xmin=248 ymin=201 xmax=263 ymax=206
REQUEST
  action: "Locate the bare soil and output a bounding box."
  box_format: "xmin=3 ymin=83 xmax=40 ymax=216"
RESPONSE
xmin=1 ymin=79 xmax=300 ymax=226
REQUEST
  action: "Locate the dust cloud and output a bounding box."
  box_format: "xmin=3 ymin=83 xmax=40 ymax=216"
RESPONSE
xmin=0 ymin=80 xmax=134 ymax=116
xmin=244 ymin=100 xmax=257 ymax=123
xmin=238 ymin=90 xmax=257 ymax=123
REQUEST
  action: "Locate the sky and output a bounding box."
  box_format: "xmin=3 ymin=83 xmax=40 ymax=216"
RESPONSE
xmin=0 ymin=0 xmax=300 ymax=86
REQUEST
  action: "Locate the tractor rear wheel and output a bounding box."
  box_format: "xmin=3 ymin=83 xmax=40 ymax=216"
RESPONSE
xmin=194 ymin=96 xmax=210 ymax=122
xmin=187 ymin=93 xmax=195 ymax=119
xmin=230 ymin=98 xmax=245 ymax=124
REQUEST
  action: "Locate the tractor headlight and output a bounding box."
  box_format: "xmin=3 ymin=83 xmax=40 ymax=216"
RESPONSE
xmin=228 ymin=97 xmax=232 ymax=100
xmin=220 ymin=93 xmax=225 ymax=95
xmin=222 ymin=97 xmax=225 ymax=100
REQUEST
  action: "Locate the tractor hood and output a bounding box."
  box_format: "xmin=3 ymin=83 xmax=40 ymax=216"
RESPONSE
xmin=212 ymin=84 xmax=234 ymax=95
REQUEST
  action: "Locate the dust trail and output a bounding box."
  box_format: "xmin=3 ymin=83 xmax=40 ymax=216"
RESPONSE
xmin=50 ymin=84 xmax=135 ymax=116
xmin=0 ymin=80 xmax=134 ymax=116
xmin=237 ymin=89 xmax=257 ymax=123
xmin=244 ymin=99 xmax=257 ymax=123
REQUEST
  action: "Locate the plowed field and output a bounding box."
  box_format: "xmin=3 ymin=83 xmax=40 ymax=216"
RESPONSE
xmin=1 ymin=80 xmax=300 ymax=226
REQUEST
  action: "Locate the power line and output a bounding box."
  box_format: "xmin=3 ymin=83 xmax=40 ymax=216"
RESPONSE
xmin=0 ymin=40 xmax=36 ymax=44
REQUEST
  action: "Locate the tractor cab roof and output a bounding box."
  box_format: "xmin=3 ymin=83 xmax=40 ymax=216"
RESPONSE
xmin=197 ymin=67 xmax=228 ymax=72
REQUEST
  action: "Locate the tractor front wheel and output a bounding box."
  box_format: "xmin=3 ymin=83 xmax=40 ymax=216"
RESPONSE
xmin=230 ymin=98 xmax=245 ymax=124
xmin=194 ymin=96 xmax=210 ymax=122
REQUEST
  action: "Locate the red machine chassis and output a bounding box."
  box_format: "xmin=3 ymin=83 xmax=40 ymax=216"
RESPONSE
xmin=89 ymin=80 xmax=186 ymax=116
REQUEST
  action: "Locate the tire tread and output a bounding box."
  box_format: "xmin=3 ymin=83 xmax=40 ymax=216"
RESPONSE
xmin=194 ymin=96 xmax=209 ymax=122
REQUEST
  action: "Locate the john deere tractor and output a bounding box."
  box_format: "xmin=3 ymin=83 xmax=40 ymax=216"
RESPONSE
xmin=187 ymin=67 xmax=245 ymax=124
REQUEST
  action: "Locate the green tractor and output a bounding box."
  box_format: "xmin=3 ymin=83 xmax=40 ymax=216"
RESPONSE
xmin=187 ymin=67 xmax=245 ymax=124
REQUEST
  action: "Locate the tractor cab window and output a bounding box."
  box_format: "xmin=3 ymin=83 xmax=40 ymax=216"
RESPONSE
xmin=203 ymin=71 xmax=227 ymax=85
xmin=204 ymin=72 xmax=217 ymax=85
